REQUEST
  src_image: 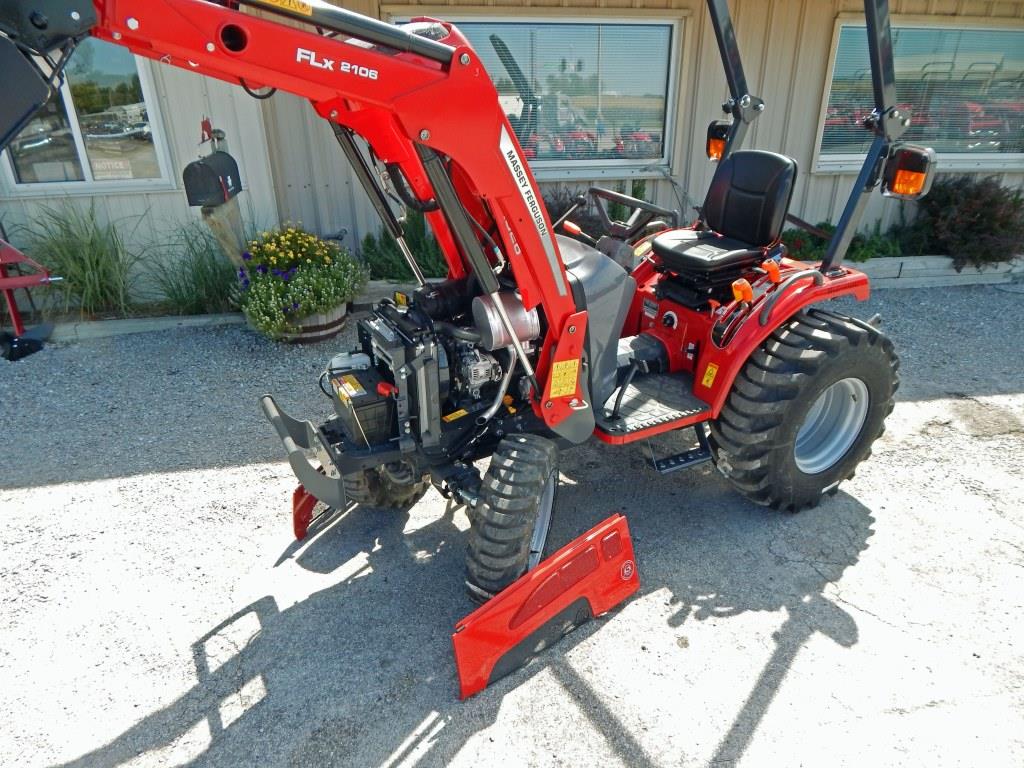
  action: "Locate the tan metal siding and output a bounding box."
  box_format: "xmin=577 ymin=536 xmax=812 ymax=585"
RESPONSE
xmin=259 ymin=91 xmax=380 ymax=248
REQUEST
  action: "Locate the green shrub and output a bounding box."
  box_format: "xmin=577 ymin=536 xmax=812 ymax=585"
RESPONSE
xmin=896 ymin=175 xmax=1024 ymax=271
xmin=151 ymin=223 xmax=238 ymax=315
xmin=782 ymin=221 xmax=901 ymax=263
xmin=25 ymin=203 xmax=139 ymax=317
xmin=240 ymin=224 xmax=367 ymax=339
xmin=361 ymin=209 xmax=447 ymax=280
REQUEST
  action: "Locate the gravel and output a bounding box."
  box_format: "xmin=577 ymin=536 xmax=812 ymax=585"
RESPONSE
xmin=2 ymin=284 xmax=1022 ymax=767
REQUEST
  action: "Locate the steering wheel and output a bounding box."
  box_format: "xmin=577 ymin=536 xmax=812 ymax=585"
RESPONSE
xmin=588 ymin=186 xmax=679 ymax=243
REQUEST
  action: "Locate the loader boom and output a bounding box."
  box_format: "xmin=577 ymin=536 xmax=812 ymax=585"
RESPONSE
xmin=1 ymin=0 xmax=587 ymax=427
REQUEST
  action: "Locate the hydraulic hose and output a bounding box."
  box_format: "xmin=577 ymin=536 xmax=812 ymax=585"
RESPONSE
xmin=434 ymin=321 xmax=482 ymax=343
xmin=611 ymin=362 xmax=639 ymax=420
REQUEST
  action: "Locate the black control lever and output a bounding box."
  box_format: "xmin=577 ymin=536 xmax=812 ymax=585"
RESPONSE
xmin=552 ymin=194 xmax=589 ymax=231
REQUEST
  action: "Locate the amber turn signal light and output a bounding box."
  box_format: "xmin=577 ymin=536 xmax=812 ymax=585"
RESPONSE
xmin=892 ymin=169 xmax=927 ymax=196
xmin=882 ymin=144 xmax=936 ymax=200
xmin=706 ymin=120 xmax=730 ymax=161
xmin=731 ymin=278 xmax=754 ymax=303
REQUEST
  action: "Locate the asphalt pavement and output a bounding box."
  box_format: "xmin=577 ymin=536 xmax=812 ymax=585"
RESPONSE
xmin=1 ymin=284 xmax=1022 ymax=767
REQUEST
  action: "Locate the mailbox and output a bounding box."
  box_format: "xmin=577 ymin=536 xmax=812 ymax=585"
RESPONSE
xmin=182 ymin=151 xmax=242 ymax=207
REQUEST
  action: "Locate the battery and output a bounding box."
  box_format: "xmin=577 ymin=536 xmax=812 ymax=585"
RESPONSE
xmin=329 ymin=365 xmax=396 ymax=446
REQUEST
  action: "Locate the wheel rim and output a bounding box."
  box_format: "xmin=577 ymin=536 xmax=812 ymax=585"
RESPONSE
xmin=794 ymin=377 xmax=870 ymax=475
xmin=527 ymin=472 xmax=557 ymax=569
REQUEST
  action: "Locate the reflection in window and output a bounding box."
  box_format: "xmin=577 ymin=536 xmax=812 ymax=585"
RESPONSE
xmin=4 ymin=38 xmax=161 ymax=184
xmin=456 ymin=21 xmax=673 ymax=163
xmin=67 ymin=40 xmax=159 ymax=180
xmin=822 ymin=25 xmax=1024 ymax=156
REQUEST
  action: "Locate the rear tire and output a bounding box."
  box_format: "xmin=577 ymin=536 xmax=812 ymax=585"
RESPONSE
xmin=709 ymin=309 xmax=898 ymax=511
xmin=342 ymin=462 xmax=429 ymax=510
xmin=465 ymin=434 xmax=559 ymax=603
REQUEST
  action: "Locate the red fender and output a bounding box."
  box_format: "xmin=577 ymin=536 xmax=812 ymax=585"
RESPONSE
xmin=695 ymin=263 xmax=870 ymax=418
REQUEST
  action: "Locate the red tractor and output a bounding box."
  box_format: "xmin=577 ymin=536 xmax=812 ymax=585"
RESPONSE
xmin=2 ymin=0 xmax=936 ymax=602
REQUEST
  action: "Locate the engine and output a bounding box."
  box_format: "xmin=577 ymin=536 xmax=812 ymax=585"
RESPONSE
xmin=322 ymin=281 xmax=540 ymax=461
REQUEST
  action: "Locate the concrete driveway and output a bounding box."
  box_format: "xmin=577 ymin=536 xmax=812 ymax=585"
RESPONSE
xmin=2 ymin=284 xmax=1022 ymax=767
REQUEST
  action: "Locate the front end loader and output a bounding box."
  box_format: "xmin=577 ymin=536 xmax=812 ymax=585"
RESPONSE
xmin=0 ymin=0 xmax=936 ymax=601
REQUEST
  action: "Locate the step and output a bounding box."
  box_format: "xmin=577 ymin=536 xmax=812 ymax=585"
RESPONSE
xmin=595 ymin=371 xmax=710 ymax=438
xmin=649 ymin=426 xmax=713 ymax=474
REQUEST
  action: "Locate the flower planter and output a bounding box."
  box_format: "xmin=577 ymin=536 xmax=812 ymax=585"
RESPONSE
xmin=279 ymin=303 xmax=348 ymax=344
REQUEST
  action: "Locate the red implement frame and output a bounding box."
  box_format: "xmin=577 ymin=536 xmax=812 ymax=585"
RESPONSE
xmin=0 ymin=237 xmax=56 ymax=338
xmin=452 ymin=513 xmax=639 ymax=699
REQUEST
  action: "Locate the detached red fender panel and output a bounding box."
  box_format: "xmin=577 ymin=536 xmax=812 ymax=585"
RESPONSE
xmin=452 ymin=513 xmax=639 ymax=699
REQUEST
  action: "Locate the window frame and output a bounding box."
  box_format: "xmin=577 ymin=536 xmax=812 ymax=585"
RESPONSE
xmin=384 ymin=7 xmax=686 ymax=181
xmin=0 ymin=47 xmax=175 ymax=196
xmin=813 ymin=13 xmax=1024 ymax=175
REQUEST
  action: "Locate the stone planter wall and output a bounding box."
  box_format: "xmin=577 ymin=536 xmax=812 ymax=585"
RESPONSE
xmin=855 ymin=255 xmax=1024 ymax=289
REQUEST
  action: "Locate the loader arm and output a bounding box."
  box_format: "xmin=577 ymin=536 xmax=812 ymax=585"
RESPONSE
xmin=0 ymin=0 xmax=581 ymax=427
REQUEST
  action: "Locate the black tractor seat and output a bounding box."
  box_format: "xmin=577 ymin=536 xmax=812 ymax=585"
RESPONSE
xmin=650 ymin=150 xmax=798 ymax=306
xmin=651 ymin=230 xmax=762 ymax=276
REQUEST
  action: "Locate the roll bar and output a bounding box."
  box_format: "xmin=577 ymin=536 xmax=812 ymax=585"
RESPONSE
xmin=706 ymin=0 xmax=765 ymax=157
xmin=819 ymin=0 xmax=911 ymax=273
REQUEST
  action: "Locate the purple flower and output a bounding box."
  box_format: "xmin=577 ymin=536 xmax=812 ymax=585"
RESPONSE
xmin=256 ymin=264 xmax=268 ymax=275
xmin=242 ymin=251 xmax=252 ymax=261
xmin=242 ymin=278 xmax=250 ymax=288
xmin=238 ymin=267 xmax=247 ymax=279
xmin=292 ymin=302 xmax=299 ymax=310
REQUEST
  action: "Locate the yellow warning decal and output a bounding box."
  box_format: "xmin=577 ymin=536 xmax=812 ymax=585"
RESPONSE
xmin=701 ymin=363 xmax=719 ymax=388
xmin=339 ymin=374 xmax=366 ymax=399
xmin=634 ymin=240 xmax=653 ymax=259
xmin=261 ymin=0 xmax=313 ymax=15
xmin=549 ymin=359 xmax=580 ymax=399
xmin=442 ymin=409 xmax=469 ymax=423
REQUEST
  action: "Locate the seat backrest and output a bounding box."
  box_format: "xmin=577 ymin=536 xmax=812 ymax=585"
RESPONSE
xmin=703 ymin=150 xmax=798 ymax=248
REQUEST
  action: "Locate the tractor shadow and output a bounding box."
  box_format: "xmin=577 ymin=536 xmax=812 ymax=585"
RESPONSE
xmin=50 ymin=436 xmax=872 ymax=768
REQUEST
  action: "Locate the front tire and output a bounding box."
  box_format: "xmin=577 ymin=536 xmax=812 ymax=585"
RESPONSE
xmin=709 ymin=309 xmax=898 ymax=511
xmin=342 ymin=462 xmax=429 ymax=510
xmin=465 ymin=434 xmax=559 ymax=603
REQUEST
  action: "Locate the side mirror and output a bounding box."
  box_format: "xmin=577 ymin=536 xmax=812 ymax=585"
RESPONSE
xmin=882 ymin=144 xmax=936 ymax=200
xmin=706 ymin=121 xmax=730 ymax=161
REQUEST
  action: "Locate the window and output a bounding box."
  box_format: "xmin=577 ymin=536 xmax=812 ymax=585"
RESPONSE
xmin=3 ymin=38 xmax=166 ymax=187
xmin=818 ymin=22 xmax=1024 ymax=171
xmin=452 ymin=19 xmax=678 ymax=174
